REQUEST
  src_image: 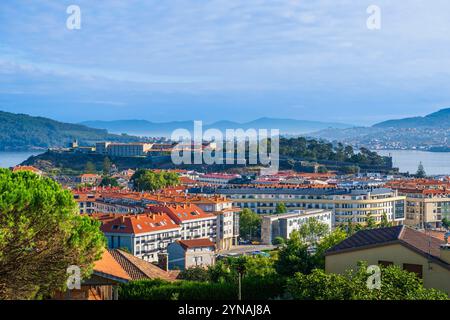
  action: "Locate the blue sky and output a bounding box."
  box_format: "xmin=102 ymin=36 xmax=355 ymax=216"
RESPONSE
xmin=1 ymin=0 xmax=450 ymax=125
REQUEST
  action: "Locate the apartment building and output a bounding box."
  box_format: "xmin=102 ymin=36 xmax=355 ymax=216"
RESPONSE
xmin=400 ymin=189 xmax=450 ymax=228
xmin=167 ymin=239 xmax=216 ymax=270
xmin=74 ymin=192 xmax=98 ymax=214
xmin=195 ymin=173 xmax=241 ymax=185
xmin=74 ymin=189 xmax=239 ymax=250
xmin=206 ymin=187 xmax=406 ymax=227
xmin=96 ymin=142 xmax=153 ymax=157
xmin=101 ymin=213 xmax=182 ymax=262
xmin=189 ymin=196 xmax=240 ymax=250
xmin=386 ymin=180 xmax=450 ymax=229
xmin=148 ymin=204 xmax=217 ymax=242
xmin=261 ymin=209 xmax=332 ymax=245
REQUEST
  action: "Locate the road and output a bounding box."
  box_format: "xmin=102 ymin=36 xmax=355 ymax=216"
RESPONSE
xmin=219 ymin=244 xmax=277 ymax=255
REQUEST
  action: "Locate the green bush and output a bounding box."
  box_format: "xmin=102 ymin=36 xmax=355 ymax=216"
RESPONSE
xmin=119 ymin=275 xmax=286 ymax=300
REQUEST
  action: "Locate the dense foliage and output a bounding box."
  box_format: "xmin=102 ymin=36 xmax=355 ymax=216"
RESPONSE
xmin=239 ymin=208 xmax=261 ymax=240
xmin=275 ymin=220 xmax=347 ymax=276
xmin=0 ymin=110 xmax=139 ymax=151
xmin=286 ymin=264 xmax=448 ymax=300
xmin=99 ymin=176 xmax=119 ymax=187
xmin=275 ymin=203 xmax=287 ymax=214
xmin=0 ymin=169 xmax=105 ymax=299
xmin=279 ymin=137 xmax=389 ymax=166
xmin=131 ymin=169 xmax=180 ymax=191
xmin=120 ymin=256 xmax=286 ymax=300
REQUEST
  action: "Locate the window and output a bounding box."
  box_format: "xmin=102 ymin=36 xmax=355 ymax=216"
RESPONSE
xmin=378 ymin=260 xmax=394 ymax=267
xmin=403 ymin=263 xmax=423 ymax=279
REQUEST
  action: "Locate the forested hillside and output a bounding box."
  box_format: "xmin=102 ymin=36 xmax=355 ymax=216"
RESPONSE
xmin=0 ymin=111 xmax=140 ymax=151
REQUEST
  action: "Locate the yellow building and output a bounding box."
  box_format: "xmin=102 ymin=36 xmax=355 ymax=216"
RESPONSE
xmin=216 ymin=188 xmax=406 ymax=227
xmin=325 ymin=225 xmax=450 ymax=295
xmin=400 ymin=190 xmax=450 ymax=228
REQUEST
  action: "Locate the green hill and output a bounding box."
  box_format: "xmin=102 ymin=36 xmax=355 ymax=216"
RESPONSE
xmin=374 ymin=108 xmax=450 ymax=128
xmin=0 ymin=110 xmax=140 ymax=151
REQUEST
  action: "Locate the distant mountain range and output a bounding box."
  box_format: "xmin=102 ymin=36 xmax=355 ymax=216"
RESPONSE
xmin=80 ymin=117 xmax=353 ymax=136
xmin=374 ymin=108 xmax=450 ymax=128
xmin=3 ymin=107 xmax=450 ymax=152
xmin=0 ymin=111 xmax=140 ymax=151
xmin=310 ymin=108 xmax=450 ymax=151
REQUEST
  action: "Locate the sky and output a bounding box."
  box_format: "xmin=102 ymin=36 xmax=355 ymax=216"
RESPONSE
xmin=1 ymin=0 xmax=450 ymax=125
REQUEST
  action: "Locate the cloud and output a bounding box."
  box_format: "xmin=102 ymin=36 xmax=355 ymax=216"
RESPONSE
xmin=2 ymin=0 xmax=450 ymax=123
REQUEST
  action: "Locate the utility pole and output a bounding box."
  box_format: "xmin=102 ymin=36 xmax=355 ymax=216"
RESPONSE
xmin=238 ymin=272 xmax=242 ymax=301
xmin=236 ymin=262 xmax=245 ymax=301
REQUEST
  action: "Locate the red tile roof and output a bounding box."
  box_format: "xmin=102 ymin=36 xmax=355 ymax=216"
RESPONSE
xmin=109 ymin=249 xmax=176 ymax=281
xmin=177 ymin=238 xmax=216 ymax=249
xmin=148 ymin=204 xmax=215 ymax=223
xmin=100 ymin=213 xmax=180 ymax=234
xmin=93 ymin=250 xmax=131 ymax=281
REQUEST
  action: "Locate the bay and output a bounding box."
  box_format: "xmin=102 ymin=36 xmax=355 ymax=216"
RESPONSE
xmin=375 ymin=149 xmax=450 ymax=176
xmin=0 ymin=151 xmax=43 ymax=168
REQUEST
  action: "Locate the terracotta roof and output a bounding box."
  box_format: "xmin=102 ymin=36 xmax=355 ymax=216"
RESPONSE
xmin=109 ymin=249 xmax=176 ymax=281
xmin=100 ymin=213 xmax=180 ymax=234
xmin=93 ymin=250 xmax=131 ymax=281
xmin=148 ymin=204 xmax=215 ymax=223
xmin=177 ymin=238 xmax=215 ymax=249
xmin=326 ymin=226 xmax=449 ymax=270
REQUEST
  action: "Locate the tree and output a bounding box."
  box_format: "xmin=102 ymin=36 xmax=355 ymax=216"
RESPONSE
xmin=286 ymin=264 xmax=448 ymax=300
xmin=275 ymin=231 xmax=315 ymax=276
xmin=342 ymin=165 xmax=360 ymax=175
xmin=416 ymin=162 xmax=426 ymax=178
xmin=179 ymin=267 xmax=210 ymax=282
xmin=99 ymin=176 xmax=119 ymax=188
xmin=239 ymin=209 xmax=261 ymax=240
xmin=272 ymin=236 xmax=285 ymax=245
xmin=380 ymin=212 xmax=392 ymax=228
xmin=275 ymin=203 xmax=287 ymax=214
xmin=442 ymin=217 xmax=450 ymax=230
xmin=317 ymin=166 xmax=328 ymax=174
xmin=0 ymin=169 xmax=105 ymax=299
xmin=85 ymin=161 xmax=96 ymax=174
xmin=102 ymin=157 xmax=112 ymax=176
xmin=131 ymin=170 xmax=180 ymax=192
xmin=313 ymin=228 xmax=348 ymax=269
xmin=297 ymin=218 xmax=330 ymax=245
xmin=365 ymin=213 xmax=377 ymax=229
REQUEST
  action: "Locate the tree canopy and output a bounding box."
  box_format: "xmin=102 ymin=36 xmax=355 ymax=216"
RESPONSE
xmin=99 ymin=176 xmax=119 ymax=188
xmin=286 ymin=264 xmax=448 ymax=300
xmin=275 ymin=203 xmax=287 ymax=214
xmin=239 ymin=208 xmax=261 ymax=240
xmin=279 ymin=138 xmax=389 ymax=166
xmin=416 ymin=162 xmax=426 ymax=178
xmin=0 ymin=169 xmax=105 ymax=299
xmin=131 ymin=169 xmax=180 ymax=192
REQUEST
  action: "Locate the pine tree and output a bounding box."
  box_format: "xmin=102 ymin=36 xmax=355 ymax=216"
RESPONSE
xmin=416 ymin=162 xmax=426 ymax=178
